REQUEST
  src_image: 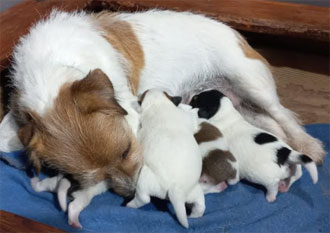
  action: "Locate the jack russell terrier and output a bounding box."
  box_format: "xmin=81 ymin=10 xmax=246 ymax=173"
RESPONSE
xmin=126 ymin=89 xmax=204 ymax=228
xmin=0 ymin=9 xmax=324 ymax=218
xmin=190 ymin=90 xmax=318 ymax=202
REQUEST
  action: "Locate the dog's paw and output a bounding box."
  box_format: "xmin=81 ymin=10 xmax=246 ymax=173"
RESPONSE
xmin=266 ymin=194 xmax=277 ymax=203
xmin=291 ymin=134 xmax=325 ymax=165
xmin=126 ymin=199 xmax=139 ymax=208
xmin=68 ymin=202 xmax=83 ymax=229
xmin=30 ymin=177 xmax=41 ymax=192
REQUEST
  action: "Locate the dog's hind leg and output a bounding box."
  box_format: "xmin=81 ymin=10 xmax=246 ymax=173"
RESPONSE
xmin=186 ymin=184 xmax=205 ymax=218
xmin=219 ymin=39 xmax=325 ymax=163
xmin=126 ymin=166 xmax=160 ymax=208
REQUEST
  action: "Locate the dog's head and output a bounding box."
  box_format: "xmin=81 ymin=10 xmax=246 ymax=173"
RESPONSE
xmin=190 ymin=90 xmax=227 ymax=119
xmin=18 ymin=69 xmax=142 ymax=197
xmin=138 ymin=89 xmax=182 ymax=109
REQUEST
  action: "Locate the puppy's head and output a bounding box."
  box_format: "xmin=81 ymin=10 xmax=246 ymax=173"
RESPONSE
xmin=138 ymin=89 xmax=182 ymax=109
xmin=18 ymin=69 xmax=142 ymax=197
xmin=190 ymin=90 xmax=226 ymax=119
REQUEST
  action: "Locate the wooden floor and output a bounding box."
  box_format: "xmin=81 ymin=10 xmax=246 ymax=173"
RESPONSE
xmin=256 ymin=46 xmax=330 ymax=124
xmin=0 ymin=210 xmax=65 ymax=233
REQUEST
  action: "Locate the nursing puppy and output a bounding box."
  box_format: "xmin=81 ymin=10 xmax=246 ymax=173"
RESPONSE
xmin=194 ymin=121 xmax=239 ymax=194
xmin=0 ymin=9 xmax=324 ymax=205
xmin=127 ymin=90 xmax=204 ymax=228
xmin=190 ymin=90 xmax=318 ymax=202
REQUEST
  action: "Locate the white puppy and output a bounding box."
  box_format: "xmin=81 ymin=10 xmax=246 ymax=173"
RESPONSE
xmin=127 ymin=90 xmax=204 ymax=228
xmin=194 ymin=120 xmax=239 ymax=194
xmin=190 ymin=90 xmax=318 ymax=202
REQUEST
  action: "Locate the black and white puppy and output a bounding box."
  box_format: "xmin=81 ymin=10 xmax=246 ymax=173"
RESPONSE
xmin=190 ymin=90 xmax=318 ymax=202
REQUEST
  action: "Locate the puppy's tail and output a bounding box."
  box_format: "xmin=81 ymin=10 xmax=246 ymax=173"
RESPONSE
xmin=287 ymin=151 xmax=318 ymax=184
xmin=168 ymin=186 xmax=188 ymax=228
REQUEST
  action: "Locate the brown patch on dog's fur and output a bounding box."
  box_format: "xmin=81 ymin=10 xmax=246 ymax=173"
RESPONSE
xmin=18 ymin=69 xmax=142 ymax=195
xmin=202 ymin=149 xmax=236 ymax=184
xmin=235 ymin=31 xmax=270 ymax=67
xmin=194 ymin=122 xmax=222 ymax=144
xmin=92 ymin=12 xmax=144 ymax=95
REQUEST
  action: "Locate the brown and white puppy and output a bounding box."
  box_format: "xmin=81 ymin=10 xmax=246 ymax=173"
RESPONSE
xmin=194 ymin=121 xmax=239 ymax=194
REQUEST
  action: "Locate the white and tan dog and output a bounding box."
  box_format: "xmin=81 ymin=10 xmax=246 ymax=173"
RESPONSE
xmin=0 ymin=9 xmax=324 ymax=223
xmin=190 ymin=90 xmax=318 ymax=202
xmin=127 ymin=89 xmax=204 ymax=228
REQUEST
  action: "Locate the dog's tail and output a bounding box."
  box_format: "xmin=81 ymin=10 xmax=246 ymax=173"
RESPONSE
xmin=168 ymin=185 xmax=188 ymax=228
xmin=58 ymin=178 xmax=71 ymax=212
xmin=286 ymin=150 xmax=318 ymax=184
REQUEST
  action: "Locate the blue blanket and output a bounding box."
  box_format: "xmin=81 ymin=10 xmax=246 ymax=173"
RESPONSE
xmin=0 ymin=124 xmax=329 ymax=232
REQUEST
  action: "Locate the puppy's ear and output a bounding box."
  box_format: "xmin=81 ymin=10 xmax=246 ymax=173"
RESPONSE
xmin=71 ymin=69 xmax=127 ymax=115
xmin=163 ymin=91 xmax=182 ymax=106
xmin=138 ymin=90 xmax=149 ymax=106
xmin=198 ymin=109 xmax=210 ymax=119
xmin=170 ymin=96 xmax=182 ymax=106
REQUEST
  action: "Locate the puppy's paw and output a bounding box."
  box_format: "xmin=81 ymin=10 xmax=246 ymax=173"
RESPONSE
xmin=189 ymin=206 xmax=205 ymax=218
xmin=68 ymin=202 xmax=83 ymax=229
xmin=266 ymin=195 xmax=276 ymax=203
xmin=126 ymin=199 xmax=139 ymax=208
xmin=278 ymin=180 xmax=289 ymax=193
xmin=30 ymin=177 xmax=41 ymax=192
xmin=217 ymin=182 xmax=228 ymax=192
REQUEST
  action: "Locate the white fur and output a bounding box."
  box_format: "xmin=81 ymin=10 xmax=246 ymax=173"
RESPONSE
xmin=68 ymin=182 xmax=107 ymax=229
xmin=0 ymin=112 xmax=22 ymax=152
xmin=209 ymin=97 xmax=318 ymax=202
xmin=0 ymin=9 xmax=323 ymax=162
xmin=126 ymin=90 xmax=204 ymax=228
xmin=31 ymin=175 xmax=107 ymax=228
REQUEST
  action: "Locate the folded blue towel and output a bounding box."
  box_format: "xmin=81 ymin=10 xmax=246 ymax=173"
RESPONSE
xmin=0 ymin=124 xmax=329 ymax=232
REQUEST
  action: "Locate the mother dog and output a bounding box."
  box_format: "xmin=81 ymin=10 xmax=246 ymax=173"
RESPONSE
xmin=0 ymin=10 xmax=324 ymax=197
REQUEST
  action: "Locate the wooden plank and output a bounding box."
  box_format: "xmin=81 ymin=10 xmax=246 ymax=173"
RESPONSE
xmin=272 ymin=66 xmax=330 ymax=124
xmin=97 ymin=0 xmax=329 ymax=42
xmin=0 ymin=0 xmax=328 ymax=72
xmin=0 ymin=210 xmax=66 ymax=233
xmin=0 ymin=0 xmax=93 ymax=70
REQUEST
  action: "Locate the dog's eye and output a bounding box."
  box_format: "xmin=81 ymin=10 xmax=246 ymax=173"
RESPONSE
xmin=122 ymin=144 xmax=131 ymax=159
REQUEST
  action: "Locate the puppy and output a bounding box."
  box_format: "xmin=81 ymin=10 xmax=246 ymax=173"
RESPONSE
xmin=190 ymin=90 xmax=318 ymax=202
xmin=194 ymin=121 xmax=239 ymax=194
xmin=127 ymin=90 xmax=204 ymax=228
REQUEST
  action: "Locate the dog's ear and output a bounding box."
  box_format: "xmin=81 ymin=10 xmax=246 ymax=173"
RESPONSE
xmin=17 ymin=123 xmax=34 ymax=147
xmin=138 ymin=90 xmax=149 ymax=106
xmin=71 ymin=69 xmax=127 ymax=115
xmin=17 ymin=111 xmax=43 ymax=147
xmin=170 ymin=96 xmax=182 ymax=106
xmin=198 ymin=109 xmax=210 ymax=119
xmin=163 ymin=91 xmax=182 ymax=106
xmin=29 ymin=151 xmax=42 ymax=174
